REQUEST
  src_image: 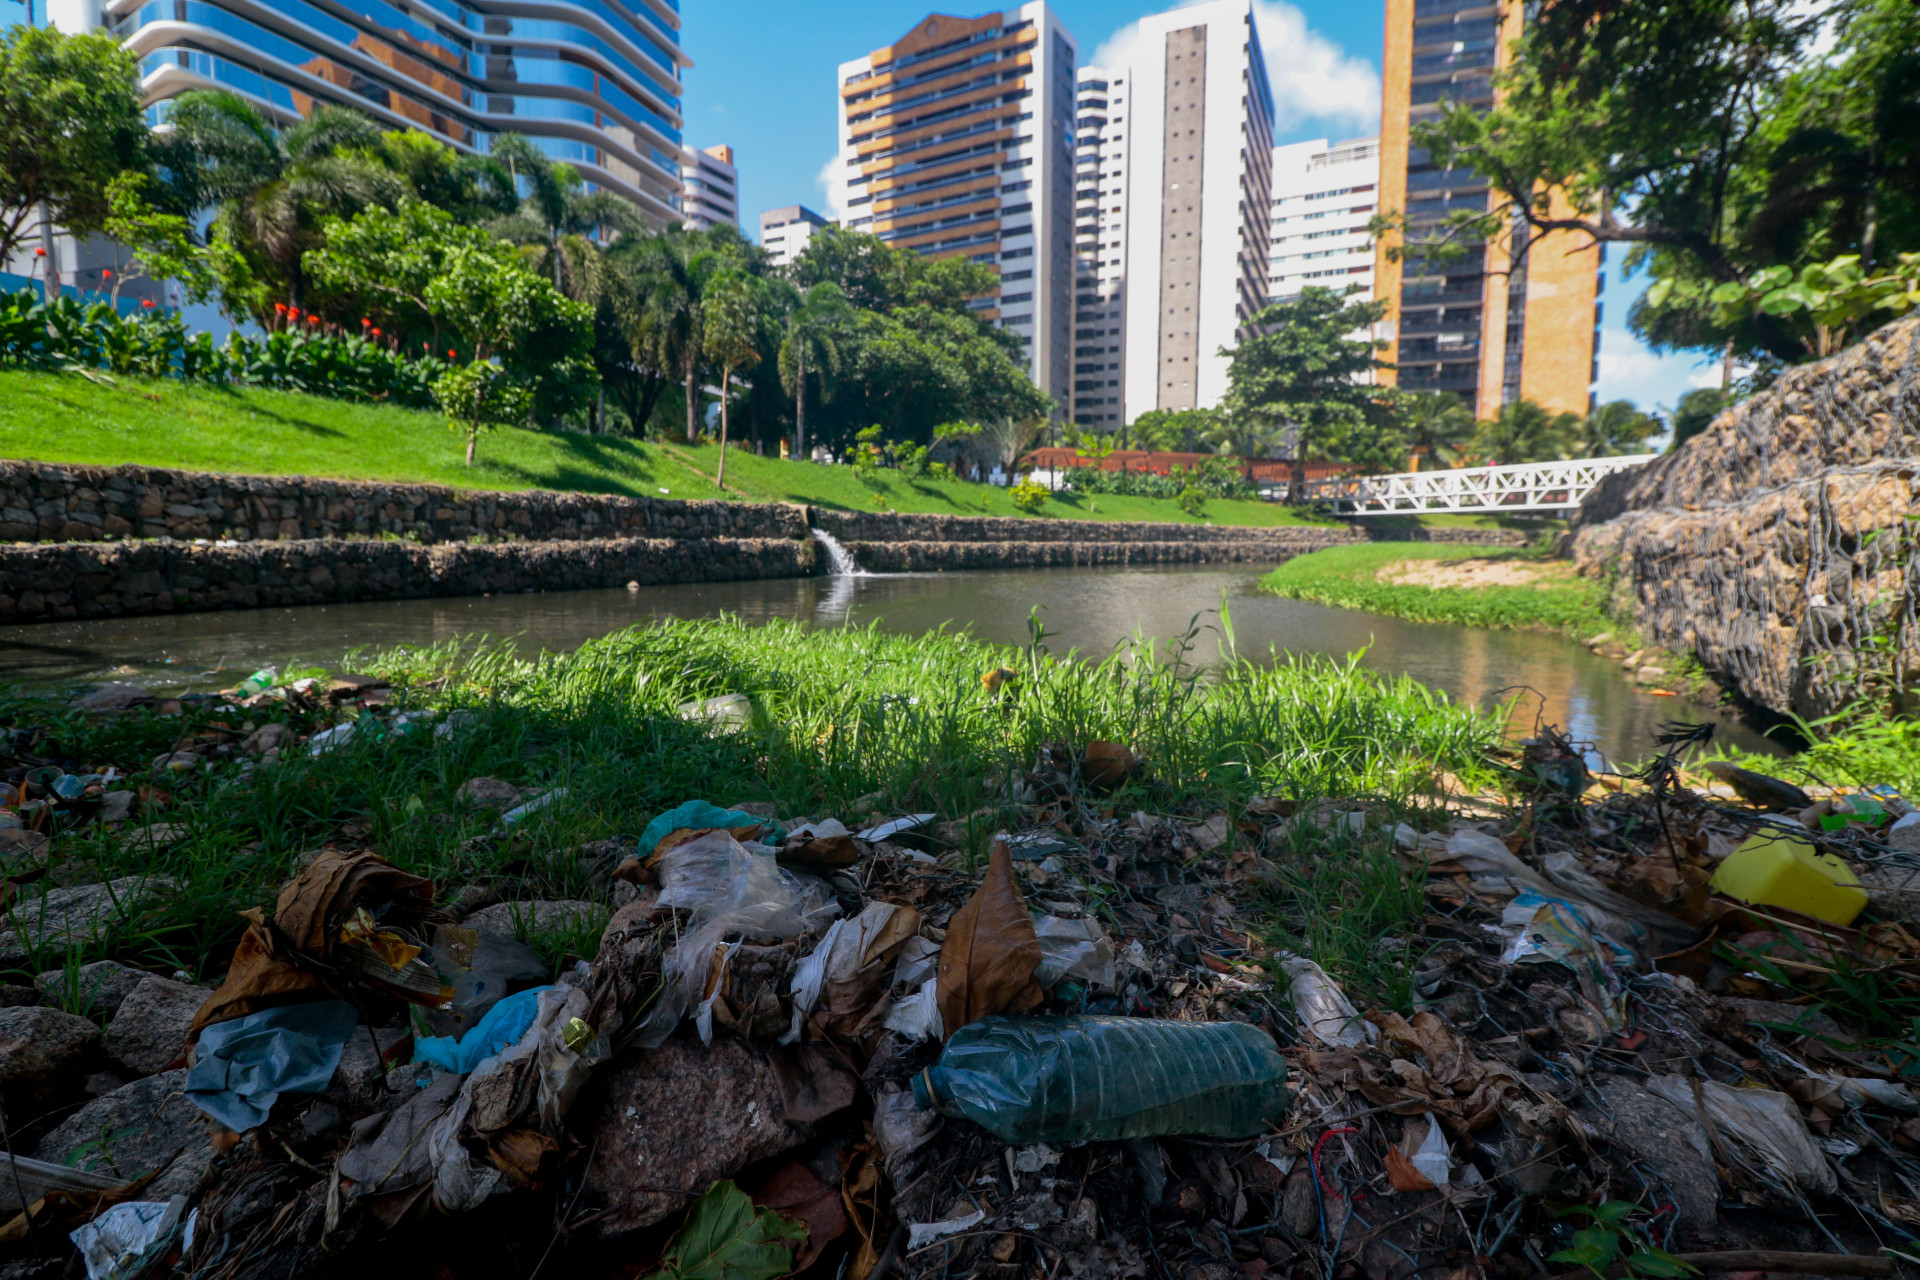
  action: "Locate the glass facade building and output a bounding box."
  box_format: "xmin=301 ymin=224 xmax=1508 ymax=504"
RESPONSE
xmin=74 ymin=0 xmax=688 ymax=225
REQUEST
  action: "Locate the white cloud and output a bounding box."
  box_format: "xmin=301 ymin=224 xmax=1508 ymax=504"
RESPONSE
xmin=1593 ymin=345 xmax=1714 ymax=414
xmin=1091 ymin=0 xmax=1379 ymax=138
xmin=815 ymin=152 xmax=850 ymax=220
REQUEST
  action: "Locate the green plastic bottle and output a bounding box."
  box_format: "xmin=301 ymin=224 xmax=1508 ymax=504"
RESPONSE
xmin=912 ymin=1015 xmax=1290 ymax=1144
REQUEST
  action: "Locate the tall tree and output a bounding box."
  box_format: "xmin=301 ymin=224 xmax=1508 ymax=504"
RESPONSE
xmin=0 ymin=27 xmax=148 ymax=268
xmin=1578 ymin=400 xmax=1662 ymax=457
xmin=374 ymin=130 xmax=518 ymax=224
xmin=1400 ymin=0 xmax=1920 ymax=365
xmin=1221 ymin=288 xmax=1396 ymax=495
xmin=1471 ymin=400 xmax=1580 ymax=466
xmin=161 ymin=90 xmax=400 ymax=314
xmin=1392 ymin=392 xmax=1476 ymax=469
xmin=701 ymin=267 xmax=766 ymax=490
xmin=1669 ymin=387 xmax=1731 ymax=450
xmin=487 ymin=133 xmax=648 ymax=297
xmin=777 ymin=281 xmax=851 ymax=460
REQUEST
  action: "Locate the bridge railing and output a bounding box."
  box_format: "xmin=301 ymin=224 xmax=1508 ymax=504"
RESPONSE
xmin=1297 ymin=454 xmax=1658 ymax=515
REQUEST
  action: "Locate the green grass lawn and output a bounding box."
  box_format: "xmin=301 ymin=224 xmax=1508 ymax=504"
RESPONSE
xmin=0 ymin=368 xmax=1338 ymax=527
xmin=1261 ymin=542 xmax=1613 ymax=638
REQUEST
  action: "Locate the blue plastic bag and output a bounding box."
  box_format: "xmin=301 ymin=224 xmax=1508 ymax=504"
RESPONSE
xmin=185 ymin=1000 xmax=360 ymax=1132
xmin=639 ymin=801 xmax=780 ymax=857
xmin=412 ymin=985 xmax=553 ymax=1074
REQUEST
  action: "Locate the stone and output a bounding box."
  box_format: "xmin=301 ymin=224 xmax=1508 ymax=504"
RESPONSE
xmin=1633 ymin=666 xmax=1668 ymax=684
xmin=104 ymin=975 xmax=211 ymax=1075
xmin=462 ymin=899 xmax=603 ymax=940
xmin=36 ymin=1069 xmax=208 ymax=1179
xmin=578 ymin=1035 xmax=814 ymax=1236
xmin=0 ymin=1006 xmax=100 ymax=1104
xmin=0 ymin=986 xmax=36 ymax=1008
xmin=239 ymin=722 xmax=293 ymax=757
xmin=71 ymin=683 xmax=156 ymax=712
xmin=0 ymin=876 xmax=176 ymax=965
xmin=454 ymin=777 xmax=531 ymax=810
xmin=97 ymin=789 xmax=136 ymax=825
xmin=36 ymin=959 xmax=149 ymax=1018
xmin=1578 ymin=1078 xmax=1719 ymax=1241
xmin=0 ymin=829 xmax=49 ymax=866
xmin=119 ymin=823 xmax=190 ymax=853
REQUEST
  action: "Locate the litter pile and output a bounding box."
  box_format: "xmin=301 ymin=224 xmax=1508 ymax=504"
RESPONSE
xmin=5 ymin=671 xmax=1920 ymax=1280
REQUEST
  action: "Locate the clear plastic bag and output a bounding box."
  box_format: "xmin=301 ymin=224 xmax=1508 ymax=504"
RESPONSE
xmin=1032 ymin=915 xmax=1116 ymax=990
xmin=636 ymin=830 xmax=840 ymax=1048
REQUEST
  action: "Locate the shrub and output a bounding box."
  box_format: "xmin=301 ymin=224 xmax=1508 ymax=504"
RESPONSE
xmin=1009 ymin=478 xmax=1050 ymax=513
xmin=1176 ymin=485 xmax=1208 ymax=518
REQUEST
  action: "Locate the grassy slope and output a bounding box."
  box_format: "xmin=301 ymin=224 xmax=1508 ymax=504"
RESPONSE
xmin=1260 ymin=542 xmax=1613 ymax=638
xmin=0 ymin=368 xmax=1338 ymax=526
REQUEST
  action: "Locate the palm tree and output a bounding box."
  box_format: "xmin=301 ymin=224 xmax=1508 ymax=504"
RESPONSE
xmin=487 ymin=134 xmax=648 ymax=298
xmin=1470 ymin=399 xmax=1581 ymax=466
xmin=161 ymin=91 xmax=402 ymax=312
xmin=778 ymin=281 xmax=852 ymax=460
xmin=1394 ymin=391 xmax=1477 ymax=469
xmin=701 ymin=267 xmax=767 ymax=489
xmin=625 ymin=227 xmax=716 ymax=442
xmin=1578 ymin=399 xmax=1661 ymax=457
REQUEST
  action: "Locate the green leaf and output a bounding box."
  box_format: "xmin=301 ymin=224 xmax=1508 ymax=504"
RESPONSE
xmin=1758 ymin=287 xmax=1809 ymax=315
xmin=1708 ymin=281 xmax=1750 ymax=306
xmin=1644 ymin=278 xmax=1674 ymax=308
xmin=1627 ymin=1246 xmax=1702 ymax=1277
xmin=1593 ymin=1200 xmax=1638 ymax=1223
xmin=651 ymin=1181 xmax=807 ymax=1280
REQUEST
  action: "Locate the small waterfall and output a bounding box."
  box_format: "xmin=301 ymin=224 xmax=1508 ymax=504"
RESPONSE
xmin=811 ymin=528 xmax=866 ymax=577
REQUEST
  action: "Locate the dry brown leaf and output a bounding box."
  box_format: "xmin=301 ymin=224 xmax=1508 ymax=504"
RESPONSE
xmin=936 ymin=841 xmax=1041 ymax=1036
xmin=1384 ymin=1147 xmax=1436 ymax=1193
xmin=1081 ymin=740 xmax=1137 ymax=790
xmin=752 ymin=1159 xmax=849 ymax=1275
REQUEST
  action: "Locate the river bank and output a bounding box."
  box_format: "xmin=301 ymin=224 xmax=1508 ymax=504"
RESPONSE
xmin=1 ymin=615 xmax=1912 ymax=1280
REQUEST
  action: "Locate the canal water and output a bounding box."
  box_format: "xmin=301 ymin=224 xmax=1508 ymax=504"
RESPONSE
xmin=0 ymin=564 xmax=1779 ymax=764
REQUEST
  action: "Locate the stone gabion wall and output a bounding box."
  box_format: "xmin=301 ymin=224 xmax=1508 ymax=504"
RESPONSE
xmin=0 ymin=536 xmax=818 ymax=622
xmin=846 ymin=531 xmax=1360 ymax=573
xmin=1568 ymin=314 xmax=1920 ymax=719
xmin=0 ymin=461 xmax=808 ymax=545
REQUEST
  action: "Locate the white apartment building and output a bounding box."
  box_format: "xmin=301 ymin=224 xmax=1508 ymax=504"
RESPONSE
xmin=1070 ymin=64 xmax=1128 ymax=428
xmin=1119 ymin=0 xmax=1275 ymax=417
xmin=681 ymin=144 xmax=739 ymax=230
xmin=760 ymin=205 xmax=832 ymax=267
xmin=833 ymin=4 xmax=1079 ymax=413
xmin=1268 ymin=137 xmax=1378 ymax=304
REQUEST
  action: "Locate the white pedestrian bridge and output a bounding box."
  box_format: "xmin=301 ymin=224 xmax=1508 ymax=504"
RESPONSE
xmin=1297 ymin=454 xmax=1659 ymax=515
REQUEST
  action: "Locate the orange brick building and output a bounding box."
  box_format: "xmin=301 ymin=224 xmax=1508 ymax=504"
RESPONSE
xmin=1372 ymin=0 xmax=1601 ymax=419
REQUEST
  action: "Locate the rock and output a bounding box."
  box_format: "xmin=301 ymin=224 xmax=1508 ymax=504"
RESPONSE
xmin=0 ymin=876 xmax=176 ymax=965
xmin=97 ymin=790 xmax=136 ymax=825
xmin=1890 ymin=821 xmax=1920 ymax=857
xmin=72 ymin=684 xmax=156 ymax=712
xmin=1579 ymin=1078 xmax=1719 ymax=1240
xmin=578 ymin=1035 xmax=814 ymax=1236
xmin=0 ymin=1006 xmax=100 ymax=1104
xmin=1633 ymin=666 xmax=1669 ymax=684
xmin=462 ymin=899 xmax=603 ymax=940
xmin=0 ymin=987 xmax=36 ymax=1008
xmin=36 ymin=1069 xmax=208 ymax=1180
xmin=239 ymin=722 xmax=293 ymax=758
xmin=104 ymin=975 xmax=211 ymax=1075
xmin=119 ymin=823 xmax=190 ymax=852
xmin=36 ymin=959 xmax=149 ymax=1018
xmin=454 ymin=777 xmax=531 ymax=810
xmin=0 ymin=829 xmax=48 ymax=866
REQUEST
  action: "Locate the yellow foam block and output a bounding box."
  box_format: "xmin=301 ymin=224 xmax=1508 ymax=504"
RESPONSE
xmin=1710 ymin=828 xmax=1869 ymax=926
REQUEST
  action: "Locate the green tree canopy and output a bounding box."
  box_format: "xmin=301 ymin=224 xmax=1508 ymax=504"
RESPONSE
xmin=1221 ymin=287 xmax=1398 ymax=492
xmin=0 ymin=26 xmax=148 ymax=265
xmin=1470 ymin=399 xmax=1580 ymax=466
xmin=1579 ymin=400 xmax=1662 ymax=458
xmin=1392 ymin=392 xmax=1477 ymax=469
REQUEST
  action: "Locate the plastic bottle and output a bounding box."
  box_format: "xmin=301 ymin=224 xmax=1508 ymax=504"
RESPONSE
xmin=911 ymin=1015 xmax=1290 ymax=1144
xmin=234 ymin=666 xmax=278 ymax=699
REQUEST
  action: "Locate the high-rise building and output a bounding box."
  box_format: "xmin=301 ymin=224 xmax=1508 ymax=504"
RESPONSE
xmin=1374 ymin=0 xmax=1599 ymax=417
xmin=834 ymin=5 xmax=1078 ymax=413
xmin=85 ymin=0 xmax=690 ymax=227
xmin=760 ymin=205 xmax=832 ymax=267
xmin=680 ymin=143 xmax=738 ymax=229
xmin=1118 ymin=0 xmax=1275 ymax=419
xmin=1267 ymin=137 xmax=1378 ymax=305
xmin=1069 ymin=63 xmax=1128 ymax=428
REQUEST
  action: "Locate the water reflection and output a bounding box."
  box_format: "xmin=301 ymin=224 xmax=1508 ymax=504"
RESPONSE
xmin=0 ymin=565 xmax=1780 ymax=762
